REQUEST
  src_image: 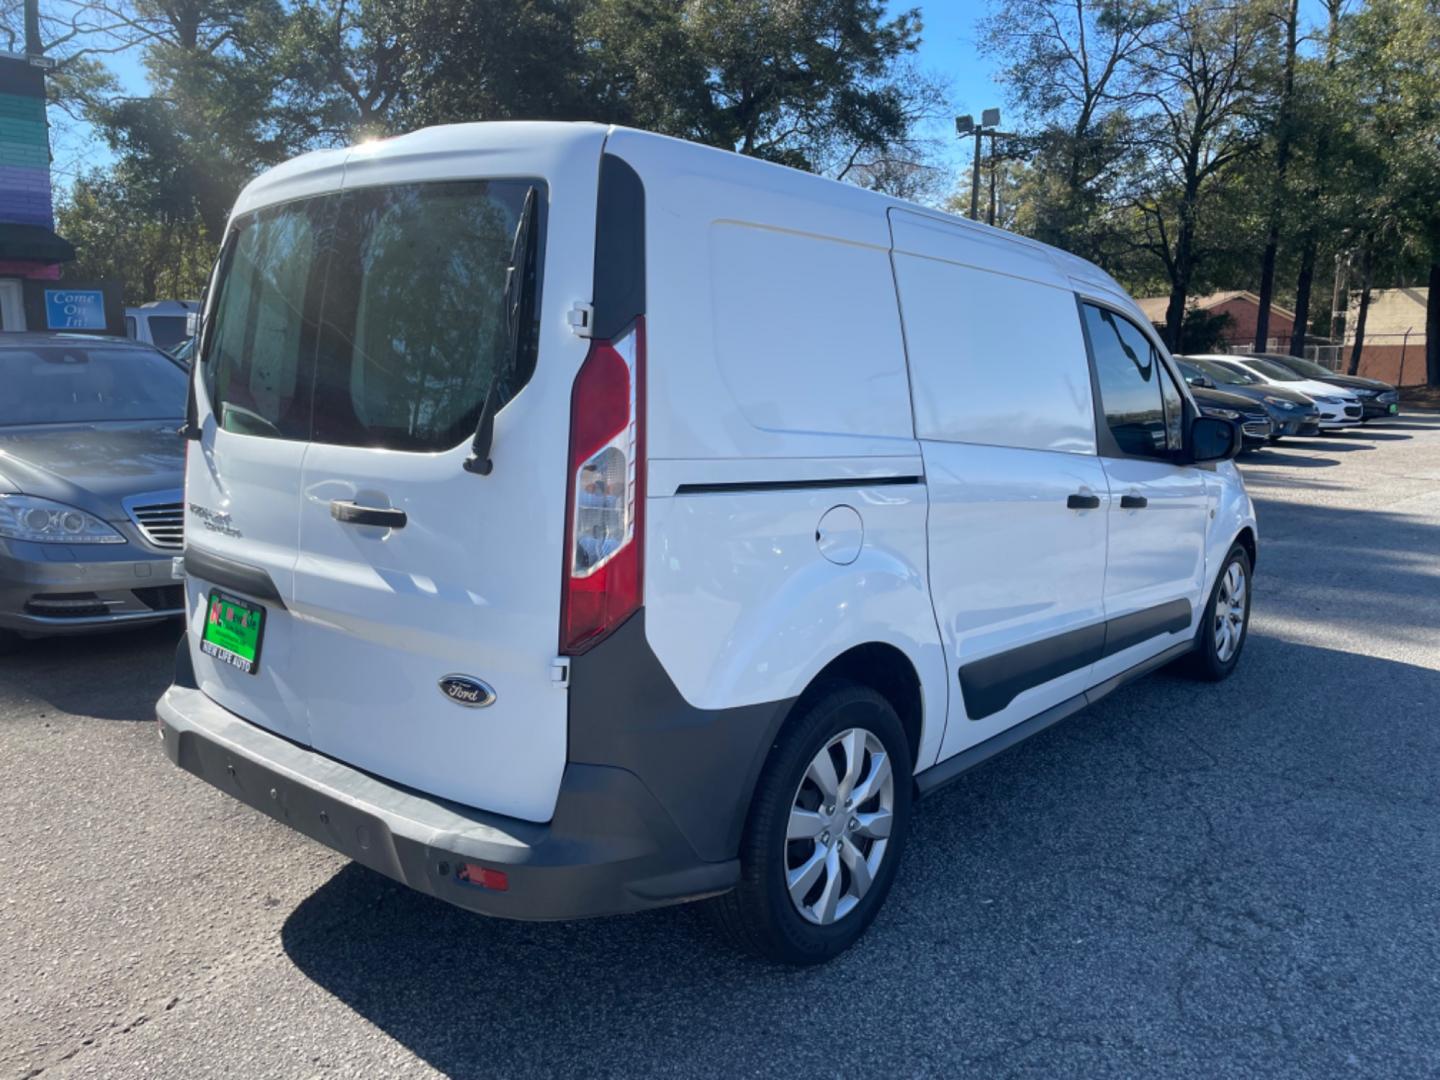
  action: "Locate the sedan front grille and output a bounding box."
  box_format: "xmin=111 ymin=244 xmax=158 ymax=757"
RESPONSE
xmin=128 ymin=500 xmax=184 ymax=550
xmin=1343 ymin=404 xmax=1362 ymax=418
xmin=1242 ymin=419 xmax=1272 ymax=437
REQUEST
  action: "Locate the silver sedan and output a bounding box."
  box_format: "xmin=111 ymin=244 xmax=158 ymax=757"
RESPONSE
xmin=0 ymin=333 xmax=187 ymax=650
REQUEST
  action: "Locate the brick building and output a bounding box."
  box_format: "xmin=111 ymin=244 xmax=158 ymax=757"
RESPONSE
xmin=1134 ymin=291 xmax=1297 ymax=352
xmin=1344 ymin=288 xmax=1429 ymax=385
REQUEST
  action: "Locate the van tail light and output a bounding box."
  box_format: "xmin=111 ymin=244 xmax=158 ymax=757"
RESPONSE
xmin=560 ymin=318 xmax=644 ymax=654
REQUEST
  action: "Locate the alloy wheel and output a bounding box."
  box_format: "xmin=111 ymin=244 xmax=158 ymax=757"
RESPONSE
xmin=784 ymin=728 xmax=895 ymax=926
xmin=1213 ymin=560 xmax=1248 ymax=662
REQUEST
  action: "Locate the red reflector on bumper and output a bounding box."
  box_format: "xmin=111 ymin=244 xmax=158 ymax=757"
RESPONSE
xmin=456 ymin=863 xmax=509 ymax=892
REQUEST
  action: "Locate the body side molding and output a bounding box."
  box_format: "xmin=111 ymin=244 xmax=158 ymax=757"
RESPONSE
xmin=959 ymin=599 xmax=1193 ymax=721
xmin=919 ymin=640 xmax=1194 ymax=797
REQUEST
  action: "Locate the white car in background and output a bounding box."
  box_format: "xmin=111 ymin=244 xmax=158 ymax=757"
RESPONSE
xmin=125 ymin=300 xmax=199 ymax=352
xmin=1197 ymin=355 xmax=1364 ymax=430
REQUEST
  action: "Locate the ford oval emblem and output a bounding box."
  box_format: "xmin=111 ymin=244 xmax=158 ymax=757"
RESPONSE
xmin=438 ymin=675 xmax=496 ymax=708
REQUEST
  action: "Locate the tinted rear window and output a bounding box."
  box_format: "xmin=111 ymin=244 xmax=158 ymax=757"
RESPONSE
xmin=201 ymin=180 xmax=545 ymax=451
xmin=147 ymin=316 xmax=191 ymax=349
xmin=0 ymin=344 xmax=187 ymax=425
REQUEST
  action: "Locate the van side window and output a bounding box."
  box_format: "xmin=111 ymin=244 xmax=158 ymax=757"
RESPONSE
xmin=203 ymin=201 xmax=324 ymax=440
xmin=890 ymin=247 xmax=1096 ymax=454
xmin=1081 ymin=303 xmax=1173 ymax=458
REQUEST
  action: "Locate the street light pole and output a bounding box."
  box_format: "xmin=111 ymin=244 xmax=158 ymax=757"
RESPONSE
xmin=956 ymin=109 xmax=1002 ymax=222
xmin=970 ymin=132 xmax=983 ymax=221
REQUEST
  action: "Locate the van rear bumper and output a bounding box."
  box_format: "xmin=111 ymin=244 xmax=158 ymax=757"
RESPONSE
xmin=157 ymin=685 xmax=739 ymax=920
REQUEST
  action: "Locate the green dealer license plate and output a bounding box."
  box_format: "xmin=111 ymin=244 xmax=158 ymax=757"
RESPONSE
xmin=201 ymin=590 xmax=266 ymax=675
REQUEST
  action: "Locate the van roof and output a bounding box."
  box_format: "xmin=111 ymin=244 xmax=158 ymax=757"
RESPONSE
xmin=126 ymin=300 xmax=200 ymax=314
xmin=232 ymin=121 xmax=1133 ymax=319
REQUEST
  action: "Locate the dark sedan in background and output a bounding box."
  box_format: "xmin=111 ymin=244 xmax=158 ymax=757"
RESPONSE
xmin=0 ymin=333 xmax=187 ymax=651
xmin=1246 ymin=352 xmax=1400 ymax=420
xmin=1187 ymin=382 xmax=1274 ymax=450
xmin=1177 ymin=357 xmax=1321 ymax=440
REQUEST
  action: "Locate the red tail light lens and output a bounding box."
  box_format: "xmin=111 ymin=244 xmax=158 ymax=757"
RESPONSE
xmin=560 ymin=318 xmax=644 ymax=654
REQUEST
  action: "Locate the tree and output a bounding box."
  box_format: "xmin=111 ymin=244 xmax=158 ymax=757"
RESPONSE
xmin=56 ymin=170 xmax=213 ymax=301
xmin=1251 ymin=0 xmax=1300 ymax=351
xmin=1322 ymin=0 xmax=1439 ymax=381
xmin=980 ymin=0 xmax=1162 ymax=257
xmin=583 ymin=0 xmax=935 ymax=175
xmin=1283 ymin=0 xmax=1343 ymax=358
xmin=1125 ymin=0 xmax=1275 ymax=348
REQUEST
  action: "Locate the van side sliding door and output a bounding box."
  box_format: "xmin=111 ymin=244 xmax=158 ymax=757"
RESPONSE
xmin=1077 ymin=301 xmax=1208 ymax=683
xmin=888 ymin=210 xmax=1110 ymax=761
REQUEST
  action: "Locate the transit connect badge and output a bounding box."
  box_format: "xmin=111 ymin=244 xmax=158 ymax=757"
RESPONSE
xmin=438 ymin=675 xmax=496 ymax=708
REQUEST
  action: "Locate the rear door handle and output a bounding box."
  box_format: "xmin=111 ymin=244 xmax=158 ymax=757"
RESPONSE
xmin=1120 ymin=494 xmax=1149 ymax=509
xmin=1066 ymin=493 xmax=1101 ymax=510
xmin=330 ymin=500 xmax=407 ymax=529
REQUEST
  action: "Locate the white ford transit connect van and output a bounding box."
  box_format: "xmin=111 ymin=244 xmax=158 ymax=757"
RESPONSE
xmin=158 ymin=123 xmax=1257 ymax=964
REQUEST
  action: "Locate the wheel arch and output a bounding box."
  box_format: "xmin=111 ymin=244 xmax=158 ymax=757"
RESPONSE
xmin=788 ymin=642 xmax=925 ymax=776
xmin=1234 ymin=525 xmax=1257 ymax=571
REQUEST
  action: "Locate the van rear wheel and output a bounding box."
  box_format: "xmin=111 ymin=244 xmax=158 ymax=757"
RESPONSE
xmin=711 ymin=681 xmax=912 ymax=965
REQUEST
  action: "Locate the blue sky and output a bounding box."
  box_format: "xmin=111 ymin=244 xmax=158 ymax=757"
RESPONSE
xmin=51 ymin=1 xmax=1007 ymax=192
xmin=50 ymin=0 xmax=1332 ymax=195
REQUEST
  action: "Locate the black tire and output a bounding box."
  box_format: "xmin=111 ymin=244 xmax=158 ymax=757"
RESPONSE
xmin=1181 ymin=544 xmax=1252 ymax=682
xmin=710 ymin=681 xmax=913 ymax=965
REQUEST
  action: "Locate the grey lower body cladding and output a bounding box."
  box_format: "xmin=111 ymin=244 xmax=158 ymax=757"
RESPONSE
xmin=157 ymin=611 xmax=793 ymax=920
xmin=959 ymin=599 xmax=1192 ymax=720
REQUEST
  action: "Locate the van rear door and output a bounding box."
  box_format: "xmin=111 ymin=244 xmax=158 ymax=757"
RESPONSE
xmin=290 ymin=130 xmax=605 ymax=823
xmin=186 ymin=192 xmax=336 ymax=746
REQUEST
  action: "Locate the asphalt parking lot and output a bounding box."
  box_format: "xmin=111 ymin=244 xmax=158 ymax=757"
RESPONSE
xmin=3 ymin=414 xmax=1439 ymax=1080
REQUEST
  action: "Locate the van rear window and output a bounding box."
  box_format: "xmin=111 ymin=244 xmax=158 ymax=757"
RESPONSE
xmin=202 ymin=180 xmax=545 ymax=451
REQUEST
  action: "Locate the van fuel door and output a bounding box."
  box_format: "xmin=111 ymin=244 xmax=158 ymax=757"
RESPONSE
xmin=816 ymin=505 xmax=863 ymax=565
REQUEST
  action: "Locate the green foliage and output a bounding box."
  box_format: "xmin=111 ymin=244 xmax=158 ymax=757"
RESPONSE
xmin=56 ymin=172 xmax=214 ymax=302
xmin=58 ymin=0 xmax=941 ymax=299
xmin=1176 ymin=308 xmax=1234 ymax=354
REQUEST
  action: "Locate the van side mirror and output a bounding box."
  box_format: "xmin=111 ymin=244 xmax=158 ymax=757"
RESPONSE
xmin=1187 ymin=416 xmax=1239 ymax=463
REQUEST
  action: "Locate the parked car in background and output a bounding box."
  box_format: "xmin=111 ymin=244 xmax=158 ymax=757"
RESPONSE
xmin=1178 ymin=358 xmax=1320 ymax=440
xmin=1187 ymin=382 xmax=1272 ymax=450
xmin=126 ymin=300 xmax=199 ymax=352
xmin=158 ymin=121 xmax=1257 ymax=966
xmin=169 ymin=336 xmax=196 ymax=367
xmin=1196 ymin=355 xmax=1363 ymax=430
xmin=0 ymin=334 xmax=187 ymax=652
xmin=1245 ymin=352 xmax=1400 ymax=420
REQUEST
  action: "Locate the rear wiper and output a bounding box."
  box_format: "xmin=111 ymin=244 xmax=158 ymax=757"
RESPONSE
xmin=466 ymin=185 xmax=538 ymax=476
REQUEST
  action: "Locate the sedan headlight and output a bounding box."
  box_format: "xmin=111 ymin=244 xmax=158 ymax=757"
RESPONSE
xmin=1201 ymin=407 xmax=1241 ymax=420
xmin=1352 ymin=387 xmax=1378 ymax=398
xmin=1263 ymin=395 xmax=1297 ymax=410
xmin=1312 ymin=394 xmax=1342 ymax=405
xmin=0 ymin=494 xmax=126 ymax=544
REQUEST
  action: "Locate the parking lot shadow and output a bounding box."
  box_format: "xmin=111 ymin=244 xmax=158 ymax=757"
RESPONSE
xmin=280 ymin=636 xmax=1440 ymax=1078
xmin=1238 ymin=447 xmax=1341 ymax=468
xmin=0 ymin=619 xmax=181 ymax=722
